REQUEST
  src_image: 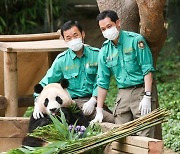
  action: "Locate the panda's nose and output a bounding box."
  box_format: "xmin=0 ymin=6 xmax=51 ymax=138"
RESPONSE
xmin=50 ymin=108 xmax=58 ymax=113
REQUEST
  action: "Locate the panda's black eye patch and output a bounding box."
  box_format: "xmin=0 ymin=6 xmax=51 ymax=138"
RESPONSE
xmin=44 ymin=98 xmax=49 ymax=107
xmin=56 ymin=96 xmax=63 ymax=104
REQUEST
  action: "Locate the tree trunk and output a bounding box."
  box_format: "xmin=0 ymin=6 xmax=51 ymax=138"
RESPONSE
xmin=96 ymin=0 xmax=140 ymax=33
xmin=136 ymin=0 xmax=167 ymax=65
xmin=96 ymin=0 xmax=167 ymax=140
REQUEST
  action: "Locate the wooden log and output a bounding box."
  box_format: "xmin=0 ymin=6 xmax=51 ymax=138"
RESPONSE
xmin=0 ymin=95 xmax=8 ymax=109
xmin=0 ymin=32 xmax=61 ymax=42
xmin=4 ymin=51 xmax=18 ymax=116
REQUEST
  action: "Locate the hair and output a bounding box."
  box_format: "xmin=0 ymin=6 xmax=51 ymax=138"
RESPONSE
xmin=60 ymin=20 xmax=83 ymax=38
xmin=96 ymin=10 xmax=119 ymax=23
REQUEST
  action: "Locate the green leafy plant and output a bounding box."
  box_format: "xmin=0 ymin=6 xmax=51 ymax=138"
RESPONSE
xmin=156 ymin=41 xmax=180 ymax=152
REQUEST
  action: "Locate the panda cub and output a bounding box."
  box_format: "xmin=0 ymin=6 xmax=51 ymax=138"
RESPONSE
xmin=22 ymin=79 xmax=89 ymax=147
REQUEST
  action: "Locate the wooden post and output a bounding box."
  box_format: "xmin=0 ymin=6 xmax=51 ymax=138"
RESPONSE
xmin=4 ymin=51 xmax=18 ymax=117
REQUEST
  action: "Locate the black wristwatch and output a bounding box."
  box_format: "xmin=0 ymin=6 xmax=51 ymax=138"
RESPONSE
xmin=145 ymin=91 xmax=152 ymax=96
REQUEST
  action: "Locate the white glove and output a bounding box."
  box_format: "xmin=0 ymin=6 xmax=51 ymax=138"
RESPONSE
xmin=90 ymin=107 xmax=103 ymax=125
xmin=139 ymin=95 xmax=151 ymax=116
xmin=33 ymin=102 xmax=44 ymax=119
xmin=83 ymin=97 xmax=97 ymax=116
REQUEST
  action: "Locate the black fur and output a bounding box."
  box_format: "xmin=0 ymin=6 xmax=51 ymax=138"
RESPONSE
xmin=22 ymin=106 xmax=89 ymax=147
xmin=60 ymin=79 xmax=69 ymax=89
xmin=34 ymin=79 xmax=69 ymax=94
xmin=34 ymin=84 xmax=43 ymax=94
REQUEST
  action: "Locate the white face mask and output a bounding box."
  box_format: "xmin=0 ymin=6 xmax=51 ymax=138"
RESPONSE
xmin=67 ymin=38 xmax=83 ymax=51
xmin=102 ymin=26 xmax=119 ymax=40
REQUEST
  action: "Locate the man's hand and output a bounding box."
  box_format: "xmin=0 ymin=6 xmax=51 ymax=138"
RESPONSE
xmin=90 ymin=107 xmax=103 ymax=124
xmin=83 ymin=97 xmax=97 ymax=116
xmin=33 ymin=103 xmax=44 ymax=119
xmin=139 ymin=95 xmax=151 ymax=116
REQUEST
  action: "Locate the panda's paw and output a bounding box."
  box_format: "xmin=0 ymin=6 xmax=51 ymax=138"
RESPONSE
xmin=33 ymin=107 xmax=44 ymax=119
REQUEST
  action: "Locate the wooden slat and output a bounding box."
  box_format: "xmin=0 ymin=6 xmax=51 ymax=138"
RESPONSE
xmin=0 ymin=39 xmax=67 ymax=53
xmin=0 ymin=32 xmax=61 ymax=42
xmin=120 ymin=136 xmax=162 ymax=149
xmin=101 ymin=123 xmax=163 ymax=154
xmin=0 ymin=138 xmax=24 ymax=152
xmin=104 ymin=143 xmax=126 ymax=154
xmin=0 ymin=117 xmax=29 ymax=138
xmin=112 ymin=142 xmax=149 ymax=154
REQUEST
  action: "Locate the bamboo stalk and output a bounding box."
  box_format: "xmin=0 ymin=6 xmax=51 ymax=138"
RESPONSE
xmin=61 ymin=109 xmax=169 ymax=154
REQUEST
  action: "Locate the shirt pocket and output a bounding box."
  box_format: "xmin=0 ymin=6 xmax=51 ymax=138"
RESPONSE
xmin=106 ymin=59 xmax=118 ymax=75
xmin=64 ymin=72 xmax=78 ymax=89
xmin=124 ymin=52 xmax=140 ymax=73
xmin=86 ymin=67 xmax=97 ymax=84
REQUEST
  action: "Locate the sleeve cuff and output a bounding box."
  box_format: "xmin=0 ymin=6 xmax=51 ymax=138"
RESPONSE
xmin=142 ymin=64 xmax=155 ymax=75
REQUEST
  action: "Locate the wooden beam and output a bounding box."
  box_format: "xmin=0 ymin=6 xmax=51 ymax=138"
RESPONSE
xmin=4 ymin=51 xmax=18 ymax=117
xmin=0 ymin=39 xmax=67 ymax=53
xmin=0 ymin=138 xmax=24 ymax=152
xmin=0 ymin=95 xmax=35 ymax=110
xmin=0 ymin=95 xmax=8 ymax=109
xmin=119 ymin=136 xmax=163 ymax=149
xmin=18 ymin=94 xmax=34 ymax=107
xmin=112 ymin=142 xmax=149 ymax=154
xmin=0 ymin=117 xmax=29 ymax=152
xmin=0 ymin=32 xmax=61 ymax=42
xmin=0 ymin=117 xmax=29 ymax=137
xmin=101 ymin=123 xmax=164 ymax=154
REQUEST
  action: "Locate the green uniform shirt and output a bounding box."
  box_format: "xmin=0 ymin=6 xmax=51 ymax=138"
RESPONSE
xmin=39 ymin=45 xmax=99 ymax=98
xmin=97 ymin=30 xmax=155 ymax=89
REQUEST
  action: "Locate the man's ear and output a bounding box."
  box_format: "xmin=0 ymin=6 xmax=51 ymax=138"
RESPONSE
xmin=116 ymin=19 xmax=121 ymax=30
xmin=34 ymin=84 xmax=43 ymax=94
xmin=82 ymin=31 xmax=85 ymax=41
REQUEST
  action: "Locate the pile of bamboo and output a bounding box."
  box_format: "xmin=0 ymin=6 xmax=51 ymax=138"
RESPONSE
xmin=61 ymin=108 xmax=168 ymax=154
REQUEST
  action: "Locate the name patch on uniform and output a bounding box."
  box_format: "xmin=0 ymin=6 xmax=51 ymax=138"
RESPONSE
xmin=65 ymin=64 xmax=78 ymax=70
xmin=86 ymin=63 xmax=97 ymax=68
xmin=106 ymin=53 xmax=118 ymax=62
xmin=138 ymin=41 xmax=145 ymax=49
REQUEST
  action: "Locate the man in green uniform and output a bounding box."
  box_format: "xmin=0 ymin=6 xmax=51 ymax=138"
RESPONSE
xmin=91 ymin=10 xmax=155 ymax=137
xmin=33 ymin=20 xmax=114 ymax=124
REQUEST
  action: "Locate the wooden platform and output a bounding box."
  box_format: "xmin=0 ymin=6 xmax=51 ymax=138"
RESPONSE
xmin=0 ymin=117 xmax=29 ymax=152
xmin=0 ymin=119 xmax=164 ymax=153
xmin=101 ymin=123 xmax=164 ymax=154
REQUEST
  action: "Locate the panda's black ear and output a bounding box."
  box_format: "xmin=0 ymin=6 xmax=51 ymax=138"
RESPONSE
xmin=60 ymin=79 xmax=69 ymax=88
xmin=34 ymin=84 xmax=43 ymax=94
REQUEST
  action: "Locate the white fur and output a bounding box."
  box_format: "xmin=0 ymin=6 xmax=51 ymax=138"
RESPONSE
xmin=36 ymin=83 xmax=74 ymax=115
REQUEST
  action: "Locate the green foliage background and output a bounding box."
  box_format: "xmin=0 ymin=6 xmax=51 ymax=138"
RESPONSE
xmin=0 ymin=0 xmax=65 ymax=34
